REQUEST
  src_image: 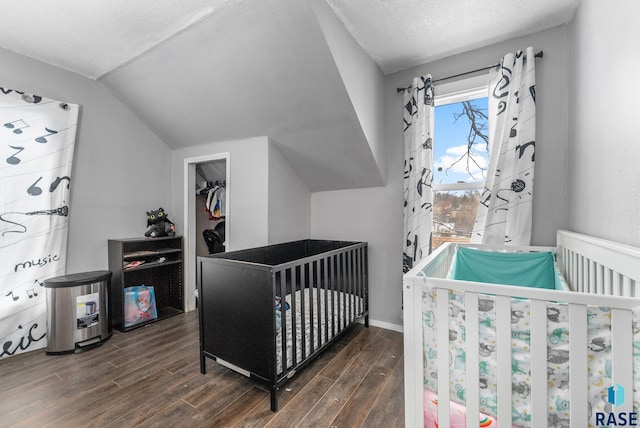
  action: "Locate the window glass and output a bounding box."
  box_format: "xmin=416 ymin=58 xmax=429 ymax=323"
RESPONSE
xmin=432 ymin=89 xmax=488 ymax=249
xmin=434 ymin=97 xmax=488 ymax=185
xmin=433 ymin=189 xmax=481 ymax=249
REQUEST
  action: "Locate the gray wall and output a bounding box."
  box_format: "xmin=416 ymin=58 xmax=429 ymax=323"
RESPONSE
xmin=310 ymin=0 xmax=388 ymax=182
xmin=311 ymin=186 xmax=403 ymax=330
xmin=171 ymin=136 xmax=270 ymax=253
xmin=268 ymin=141 xmax=311 ymax=244
xmin=1 ymin=17 xmax=590 ymax=333
xmin=312 ymin=25 xmax=570 ymax=329
xmin=171 ymin=137 xmax=270 ymax=309
xmin=568 ymin=0 xmax=640 ymax=246
xmin=171 ymin=136 xmax=312 ymax=307
xmin=170 ymin=136 xmax=312 ymax=252
xmin=0 ymin=47 xmax=172 ymax=274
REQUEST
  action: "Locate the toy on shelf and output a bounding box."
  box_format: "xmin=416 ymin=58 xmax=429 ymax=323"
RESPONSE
xmin=144 ymin=207 xmax=175 ymax=238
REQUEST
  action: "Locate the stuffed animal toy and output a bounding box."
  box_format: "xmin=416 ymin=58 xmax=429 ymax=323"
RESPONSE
xmin=144 ymin=207 xmax=176 ymax=238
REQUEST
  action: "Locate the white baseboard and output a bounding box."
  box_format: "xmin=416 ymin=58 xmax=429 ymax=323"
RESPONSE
xmin=359 ymin=317 xmax=403 ymax=333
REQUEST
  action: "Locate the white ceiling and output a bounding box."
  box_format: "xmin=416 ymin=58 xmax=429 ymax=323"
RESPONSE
xmin=0 ymin=0 xmax=579 ymax=79
xmin=326 ymin=0 xmax=580 ymax=74
xmin=0 ymin=0 xmax=580 ymax=191
xmin=0 ymin=0 xmax=236 ymax=79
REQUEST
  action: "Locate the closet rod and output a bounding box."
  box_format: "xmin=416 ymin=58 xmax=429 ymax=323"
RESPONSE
xmin=396 ymin=50 xmax=543 ymax=93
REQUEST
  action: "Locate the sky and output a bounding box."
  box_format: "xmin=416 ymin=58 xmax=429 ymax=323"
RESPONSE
xmin=433 ymin=97 xmax=489 ymax=185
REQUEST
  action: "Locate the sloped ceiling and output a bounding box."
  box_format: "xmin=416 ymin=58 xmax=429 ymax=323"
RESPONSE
xmin=99 ymin=0 xmax=383 ymax=192
xmin=0 ymin=0 xmax=236 ymax=79
xmin=0 ymin=0 xmax=580 ymax=192
xmin=326 ymin=0 xmax=580 ymax=74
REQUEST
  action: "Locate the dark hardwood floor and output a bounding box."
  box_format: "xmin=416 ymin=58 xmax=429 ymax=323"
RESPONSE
xmin=0 ymin=311 xmax=404 ymax=427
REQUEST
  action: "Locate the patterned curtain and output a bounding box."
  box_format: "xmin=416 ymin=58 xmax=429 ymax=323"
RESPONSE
xmin=0 ymin=88 xmax=79 ymax=358
xmin=472 ymin=47 xmax=536 ymax=245
xmin=402 ymin=75 xmax=435 ymax=273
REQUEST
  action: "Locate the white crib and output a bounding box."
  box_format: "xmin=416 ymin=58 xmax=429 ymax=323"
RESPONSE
xmin=403 ymin=230 xmax=640 ymax=427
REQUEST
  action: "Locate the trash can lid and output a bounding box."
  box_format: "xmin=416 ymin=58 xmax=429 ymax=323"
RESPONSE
xmin=44 ymin=270 xmax=112 ymax=288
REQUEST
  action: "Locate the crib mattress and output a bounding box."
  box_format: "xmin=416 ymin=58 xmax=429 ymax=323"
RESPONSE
xmin=276 ymin=288 xmax=363 ymax=374
xmin=422 ymin=288 xmax=640 ymax=428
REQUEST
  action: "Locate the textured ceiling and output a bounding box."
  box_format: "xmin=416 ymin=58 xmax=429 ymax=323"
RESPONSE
xmin=0 ymin=0 xmax=235 ymax=79
xmin=326 ymin=0 xmax=580 ymax=74
xmin=0 ymin=0 xmax=579 ymax=79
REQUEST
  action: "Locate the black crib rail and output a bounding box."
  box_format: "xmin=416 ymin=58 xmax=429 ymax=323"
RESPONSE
xmin=198 ymin=240 xmax=368 ymax=411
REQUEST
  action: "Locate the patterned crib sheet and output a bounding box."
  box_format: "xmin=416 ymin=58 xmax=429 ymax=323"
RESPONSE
xmin=424 ymin=388 xmax=501 ymax=427
xmin=276 ymin=288 xmax=363 ymax=374
xmin=422 ymin=289 xmax=640 ymax=428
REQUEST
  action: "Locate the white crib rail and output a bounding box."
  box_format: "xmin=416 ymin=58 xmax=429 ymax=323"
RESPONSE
xmin=406 ymin=277 xmax=637 ymax=428
xmin=557 ymin=230 xmax=640 ymax=296
xmin=403 ymin=231 xmax=640 ymax=428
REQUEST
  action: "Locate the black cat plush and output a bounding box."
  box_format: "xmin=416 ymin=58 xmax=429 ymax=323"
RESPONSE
xmin=144 ymin=208 xmax=176 ymax=238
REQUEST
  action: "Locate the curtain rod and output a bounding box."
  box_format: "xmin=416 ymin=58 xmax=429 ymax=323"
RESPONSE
xmin=396 ymin=50 xmax=543 ymax=93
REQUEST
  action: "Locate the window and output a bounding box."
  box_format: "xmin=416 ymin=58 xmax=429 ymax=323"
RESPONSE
xmin=432 ymin=77 xmax=489 ymax=250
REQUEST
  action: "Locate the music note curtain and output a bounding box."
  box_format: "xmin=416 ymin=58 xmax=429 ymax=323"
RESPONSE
xmin=472 ymin=47 xmax=537 ymax=246
xmin=0 ymin=88 xmax=79 ymax=358
xmin=402 ymin=75 xmax=435 ymax=273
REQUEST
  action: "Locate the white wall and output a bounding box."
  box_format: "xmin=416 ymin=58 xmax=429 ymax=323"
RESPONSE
xmin=311 ymin=25 xmax=571 ymax=329
xmin=568 ymin=0 xmax=640 ymax=246
xmin=0 ymin=47 xmax=172 ymax=274
xmin=268 ymin=141 xmax=311 ymax=244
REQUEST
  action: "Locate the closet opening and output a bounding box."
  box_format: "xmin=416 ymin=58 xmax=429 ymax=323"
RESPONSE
xmin=183 ymin=153 xmax=230 ymax=312
xmin=196 ymin=167 xmax=227 ymax=256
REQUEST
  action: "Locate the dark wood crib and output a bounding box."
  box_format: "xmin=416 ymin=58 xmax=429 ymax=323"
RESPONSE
xmin=198 ymin=239 xmax=368 ymax=411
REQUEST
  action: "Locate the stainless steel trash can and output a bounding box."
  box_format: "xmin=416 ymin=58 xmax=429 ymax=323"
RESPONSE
xmin=44 ymin=270 xmax=112 ymax=354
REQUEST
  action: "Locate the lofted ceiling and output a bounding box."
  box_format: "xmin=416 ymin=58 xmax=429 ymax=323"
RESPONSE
xmin=0 ymin=0 xmax=579 ymax=191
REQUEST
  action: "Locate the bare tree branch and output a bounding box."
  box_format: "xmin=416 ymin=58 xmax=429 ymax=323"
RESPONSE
xmin=444 ymin=100 xmax=489 ymax=180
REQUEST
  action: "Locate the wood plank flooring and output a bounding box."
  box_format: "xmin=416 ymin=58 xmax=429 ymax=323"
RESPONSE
xmin=0 ymin=311 xmax=404 ymax=427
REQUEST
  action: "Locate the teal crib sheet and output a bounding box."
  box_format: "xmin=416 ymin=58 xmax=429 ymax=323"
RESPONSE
xmin=449 ymin=246 xmax=561 ymax=290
